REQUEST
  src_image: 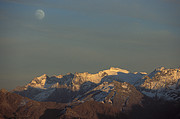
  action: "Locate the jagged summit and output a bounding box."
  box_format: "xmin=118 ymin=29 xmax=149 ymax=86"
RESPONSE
xmin=34 ymin=67 xmax=135 ymax=80
xmin=140 ymin=67 xmax=180 ymax=101
xmin=155 ymin=66 xmax=165 ymax=71
xmin=21 ymin=67 xmax=146 ymax=89
xmin=148 ymin=67 xmax=165 ymax=78
xmin=41 ymin=74 xmax=49 ymax=78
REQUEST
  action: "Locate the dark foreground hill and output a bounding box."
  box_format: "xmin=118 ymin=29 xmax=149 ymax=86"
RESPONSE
xmin=40 ymin=99 xmax=180 ymax=119
xmin=0 ymin=89 xmax=64 ymax=119
xmin=1 ymin=89 xmax=180 ymax=119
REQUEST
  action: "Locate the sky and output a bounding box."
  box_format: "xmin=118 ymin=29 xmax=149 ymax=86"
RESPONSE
xmin=0 ymin=0 xmax=180 ymax=90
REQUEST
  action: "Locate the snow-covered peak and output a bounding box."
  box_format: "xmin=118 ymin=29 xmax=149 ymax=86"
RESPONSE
xmin=156 ymin=67 xmax=165 ymax=71
xmin=27 ymin=74 xmax=49 ymax=89
xmin=102 ymin=67 xmax=129 ymax=75
xmin=23 ymin=67 xmax=147 ymax=90
xmin=148 ymin=67 xmax=165 ymax=78
xmin=148 ymin=67 xmax=179 ymax=78
xmin=54 ymin=75 xmax=63 ymax=79
xmin=140 ymin=67 xmax=180 ymax=101
xmin=142 ymin=67 xmax=180 ymax=89
xmin=37 ymin=74 xmax=48 ymax=80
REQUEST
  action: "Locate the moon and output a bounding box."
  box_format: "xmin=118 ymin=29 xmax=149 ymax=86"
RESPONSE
xmin=35 ymin=9 xmax=45 ymax=20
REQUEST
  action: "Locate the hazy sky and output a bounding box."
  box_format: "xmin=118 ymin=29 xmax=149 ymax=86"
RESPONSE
xmin=0 ymin=0 xmax=180 ymax=90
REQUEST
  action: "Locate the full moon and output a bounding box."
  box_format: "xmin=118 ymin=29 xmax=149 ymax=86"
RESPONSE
xmin=35 ymin=9 xmax=45 ymax=20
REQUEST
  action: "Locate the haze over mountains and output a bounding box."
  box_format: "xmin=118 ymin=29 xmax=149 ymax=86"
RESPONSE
xmin=1 ymin=66 xmax=180 ymax=119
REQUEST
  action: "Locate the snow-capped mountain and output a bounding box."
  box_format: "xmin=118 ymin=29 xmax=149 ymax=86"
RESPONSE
xmin=20 ymin=67 xmax=146 ymax=90
xmin=2 ymin=66 xmax=179 ymax=119
xmin=13 ymin=67 xmax=180 ymax=104
xmin=13 ymin=67 xmax=146 ymax=103
xmin=139 ymin=67 xmax=180 ymax=101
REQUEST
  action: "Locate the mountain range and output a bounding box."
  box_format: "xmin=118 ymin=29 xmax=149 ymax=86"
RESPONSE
xmin=1 ymin=67 xmax=180 ymax=119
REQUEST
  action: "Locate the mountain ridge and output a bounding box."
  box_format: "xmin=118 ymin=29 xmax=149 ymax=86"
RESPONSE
xmin=12 ymin=66 xmax=180 ymax=103
xmin=1 ymin=66 xmax=180 ymax=119
xmin=13 ymin=67 xmax=147 ymax=103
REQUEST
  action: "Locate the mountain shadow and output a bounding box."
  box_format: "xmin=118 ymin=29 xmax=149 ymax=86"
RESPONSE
xmin=13 ymin=81 xmax=98 ymax=103
xmin=39 ymin=101 xmax=128 ymax=119
xmin=127 ymin=98 xmax=180 ymax=119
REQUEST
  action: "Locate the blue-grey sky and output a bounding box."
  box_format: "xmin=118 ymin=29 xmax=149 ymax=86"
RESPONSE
xmin=0 ymin=0 xmax=180 ymax=90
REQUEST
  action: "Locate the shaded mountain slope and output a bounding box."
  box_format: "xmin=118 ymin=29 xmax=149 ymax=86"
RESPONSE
xmin=75 ymin=81 xmax=143 ymax=112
